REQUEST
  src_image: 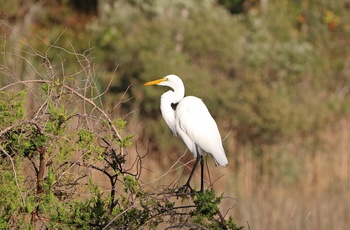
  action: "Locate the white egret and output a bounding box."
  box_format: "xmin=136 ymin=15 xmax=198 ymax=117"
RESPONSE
xmin=144 ymin=74 xmax=228 ymax=192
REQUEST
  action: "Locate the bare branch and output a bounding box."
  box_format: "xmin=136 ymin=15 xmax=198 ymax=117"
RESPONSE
xmin=103 ymin=203 xmax=139 ymax=230
xmin=0 ymin=79 xmax=123 ymax=142
xmin=0 ymin=145 xmax=26 ymax=207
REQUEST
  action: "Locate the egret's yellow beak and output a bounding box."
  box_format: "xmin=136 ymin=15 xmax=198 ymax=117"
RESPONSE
xmin=143 ymin=78 xmax=166 ymax=86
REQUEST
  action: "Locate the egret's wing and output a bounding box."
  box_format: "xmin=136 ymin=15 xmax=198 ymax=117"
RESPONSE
xmin=175 ymin=96 xmax=228 ymax=166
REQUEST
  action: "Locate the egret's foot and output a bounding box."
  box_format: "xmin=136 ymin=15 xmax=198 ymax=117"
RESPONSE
xmin=176 ymin=183 xmax=194 ymax=195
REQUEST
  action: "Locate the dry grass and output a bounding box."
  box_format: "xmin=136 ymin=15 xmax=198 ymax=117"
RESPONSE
xmin=226 ymin=118 xmax=350 ymax=229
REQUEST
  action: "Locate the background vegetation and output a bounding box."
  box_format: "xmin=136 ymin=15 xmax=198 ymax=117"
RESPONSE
xmin=1 ymin=0 xmax=350 ymax=229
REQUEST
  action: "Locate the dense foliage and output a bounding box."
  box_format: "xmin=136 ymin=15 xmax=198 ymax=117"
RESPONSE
xmin=0 ymin=17 xmax=241 ymax=228
xmin=0 ymin=34 xmax=240 ymax=229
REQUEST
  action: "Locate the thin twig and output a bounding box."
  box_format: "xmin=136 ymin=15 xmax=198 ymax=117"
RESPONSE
xmin=0 ymin=79 xmax=123 ymax=142
xmin=0 ymin=145 xmax=26 ymax=207
xmin=102 ymin=203 xmax=139 ymax=230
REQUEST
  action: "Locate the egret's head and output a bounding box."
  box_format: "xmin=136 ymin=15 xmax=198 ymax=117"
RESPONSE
xmin=144 ymin=74 xmax=183 ymax=89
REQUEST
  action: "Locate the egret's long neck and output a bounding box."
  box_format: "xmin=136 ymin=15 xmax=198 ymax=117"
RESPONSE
xmin=160 ymin=89 xmax=184 ymax=135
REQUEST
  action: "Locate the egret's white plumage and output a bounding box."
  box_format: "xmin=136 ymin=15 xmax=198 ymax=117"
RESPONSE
xmin=175 ymin=96 xmax=228 ymax=165
xmin=144 ymin=74 xmax=228 ymax=191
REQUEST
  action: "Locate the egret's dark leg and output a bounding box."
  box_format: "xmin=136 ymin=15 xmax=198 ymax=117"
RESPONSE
xmin=200 ymin=154 xmax=204 ymax=192
xmin=178 ymin=145 xmax=204 ymax=193
xmin=181 ymin=154 xmax=201 ymax=191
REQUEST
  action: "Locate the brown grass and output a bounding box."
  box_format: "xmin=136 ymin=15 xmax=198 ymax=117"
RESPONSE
xmin=228 ymin=118 xmax=350 ymax=229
